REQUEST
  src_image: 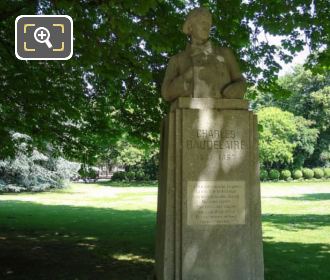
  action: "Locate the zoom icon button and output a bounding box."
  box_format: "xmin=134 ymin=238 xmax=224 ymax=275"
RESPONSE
xmin=15 ymin=15 xmax=73 ymax=60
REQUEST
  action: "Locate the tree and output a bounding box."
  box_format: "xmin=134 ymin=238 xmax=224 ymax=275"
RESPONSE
xmin=277 ymin=67 xmax=330 ymax=166
xmin=0 ymin=132 xmax=80 ymax=192
xmin=258 ymin=107 xmax=297 ymax=169
xmin=250 ymin=66 xmax=330 ymax=166
xmin=310 ymin=87 xmax=330 ymax=165
xmin=1 ymin=0 xmax=329 ymax=160
xmin=258 ymin=107 xmax=318 ymax=169
xmin=294 ymin=116 xmax=320 ymax=168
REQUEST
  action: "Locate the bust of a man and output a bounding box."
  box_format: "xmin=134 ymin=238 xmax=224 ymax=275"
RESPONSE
xmin=161 ymin=7 xmax=246 ymax=102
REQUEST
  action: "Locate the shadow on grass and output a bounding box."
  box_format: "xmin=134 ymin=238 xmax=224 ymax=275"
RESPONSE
xmin=277 ymin=193 xmax=330 ymax=201
xmin=1 ymin=200 xmax=330 ymax=279
xmin=0 ymin=200 xmax=156 ymax=279
xmin=97 ymin=181 xmax=158 ymax=188
xmin=264 ymin=241 xmax=330 ymax=280
xmin=263 ymin=214 xmax=330 ymax=231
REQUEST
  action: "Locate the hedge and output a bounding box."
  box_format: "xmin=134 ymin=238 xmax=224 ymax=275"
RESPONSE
xmin=313 ymin=168 xmax=324 ymax=179
xmin=292 ymin=170 xmax=303 ymax=179
xmin=111 ymin=170 xmax=150 ymax=182
xmin=261 ymin=167 xmax=329 ymax=181
xmin=281 ymin=170 xmax=291 ymax=180
xmin=324 ymin=168 xmax=330 ymax=178
xmin=260 ymin=170 xmax=268 ymax=181
xmin=269 ymin=169 xmax=280 ymax=180
xmin=302 ymin=168 xmax=314 ymax=179
xmin=111 ymin=171 xmax=127 ymax=181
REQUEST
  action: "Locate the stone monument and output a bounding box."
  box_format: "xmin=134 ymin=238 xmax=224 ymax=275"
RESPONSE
xmin=155 ymin=7 xmax=264 ymax=280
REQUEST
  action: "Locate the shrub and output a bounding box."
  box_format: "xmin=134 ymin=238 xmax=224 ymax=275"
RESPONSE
xmin=313 ymin=168 xmax=324 ymax=179
xmin=0 ymin=134 xmax=80 ymax=193
xmin=111 ymin=171 xmax=127 ymax=181
xmin=126 ymin=171 xmax=136 ymax=181
xmin=324 ymin=168 xmax=330 ymax=178
xmin=135 ymin=170 xmax=145 ymax=181
xmin=142 ymin=153 xmax=159 ymax=180
xmin=112 ymin=170 xmax=149 ymax=182
xmin=113 ymin=140 xmax=159 ymax=181
xmin=292 ymin=169 xmax=303 ymax=179
xmin=281 ymin=170 xmax=291 ymax=180
xmin=302 ymin=168 xmax=314 ymax=179
xmin=78 ymin=166 xmax=99 ymax=182
xmin=0 ymin=152 xmax=80 ymax=192
xmin=269 ymin=169 xmax=280 ymax=180
xmin=260 ymin=170 xmax=268 ymax=181
xmin=56 ymin=158 xmax=81 ymax=181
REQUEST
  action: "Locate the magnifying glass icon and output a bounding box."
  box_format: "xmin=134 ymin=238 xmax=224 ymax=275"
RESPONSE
xmin=34 ymin=27 xmax=53 ymax=48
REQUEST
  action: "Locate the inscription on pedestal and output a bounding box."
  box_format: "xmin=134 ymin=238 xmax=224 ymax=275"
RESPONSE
xmin=187 ymin=181 xmax=245 ymax=225
xmin=185 ymin=128 xmax=247 ymax=161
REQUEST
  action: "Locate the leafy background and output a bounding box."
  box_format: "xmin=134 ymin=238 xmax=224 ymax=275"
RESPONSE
xmin=0 ymin=0 xmax=329 ymax=164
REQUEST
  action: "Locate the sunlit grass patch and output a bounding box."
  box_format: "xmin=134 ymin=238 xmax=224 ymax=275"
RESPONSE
xmin=0 ymin=180 xmax=329 ymax=279
xmin=0 ymin=183 xmax=158 ymax=210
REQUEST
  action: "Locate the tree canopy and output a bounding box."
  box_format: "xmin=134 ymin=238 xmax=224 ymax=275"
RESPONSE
xmin=252 ymin=65 xmax=330 ymax=166
xmin=257 ymin=107 xmax=318 ymax=169
xmin=1 ymin=0 xmax=329 ymax=161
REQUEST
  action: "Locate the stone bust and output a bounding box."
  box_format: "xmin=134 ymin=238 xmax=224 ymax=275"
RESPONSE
xmin=161 ymin=7 xmax=246 ymax=102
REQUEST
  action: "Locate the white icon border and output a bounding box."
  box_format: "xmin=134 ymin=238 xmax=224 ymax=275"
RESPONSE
xmin=15 ymin=15 xmax=73 ymax=61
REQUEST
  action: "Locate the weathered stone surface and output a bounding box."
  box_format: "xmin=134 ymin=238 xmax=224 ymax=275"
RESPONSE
xmin=187 ymin=181 xmax=246 ymax=226
xmin=170 ymin=97 xmax=249 ymax=111
xmin=156 ymin=7 xmax=263 ymax=280
xmin=161 ymin=8 xmax=246 ymax=102
xmin=155 ymin=100 xmax=264 ymax=280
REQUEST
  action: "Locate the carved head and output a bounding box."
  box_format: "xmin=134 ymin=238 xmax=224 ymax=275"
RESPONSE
xmin=183 ymin=7 xmax=212 ymax=42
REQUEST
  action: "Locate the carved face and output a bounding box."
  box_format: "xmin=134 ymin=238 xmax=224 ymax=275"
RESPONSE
xmin=189 ymin=17 xmax=211 ymax=43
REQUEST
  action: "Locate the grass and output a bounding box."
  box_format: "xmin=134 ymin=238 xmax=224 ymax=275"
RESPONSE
xmin=0 ymin=181 xmax=329 ymax=279
xmin=261 ymin=181 xmax=330 ymax=280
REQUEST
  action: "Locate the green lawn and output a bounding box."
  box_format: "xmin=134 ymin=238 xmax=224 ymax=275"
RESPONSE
xmin=0 ymin=181 xmax=329 ymax=279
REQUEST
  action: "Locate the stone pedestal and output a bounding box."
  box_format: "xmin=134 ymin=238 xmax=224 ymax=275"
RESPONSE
xmin=155 ymin=98 xmax=264 ymax=280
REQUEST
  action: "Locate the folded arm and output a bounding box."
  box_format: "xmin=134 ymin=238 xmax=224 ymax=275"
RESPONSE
xmin=161 ymin=56 xmax=193 ymax=102
xmin=221 ymin=48 xmax=246 ymax=99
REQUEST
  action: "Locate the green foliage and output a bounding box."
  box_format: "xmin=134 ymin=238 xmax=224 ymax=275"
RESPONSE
xmin=140 ymin=152 xmax=158 ymax=180
xmin=258 ymin=107 xmax=297 ymax=168
xmin=134 ymin=170 xmax=146 ymax=181
xmin=1 ymin=1 xmax=330 ymax=160
xmin=0 ymin=134 xmax=80 ymax=192
xmin=126 ymin=171 xmax=136 ymax=181
xmin=269 ymin=169 xmax=280 ymax=181
xmin=281 ymin=170 xmax=292 ymax=180
xmin=302 ymin=168 xmax=314 ymax=179
xmin=258 ymin=107 xmax=318 ymax=169
xmin=111 ymin=170 xmax=147 ymax=182
xmin=105 ymin=136 xmax=159 ymax=181
xmin=116 ymin=145 xmax=145 ymax=168
xmin=324 ymin=168 xmax=330 ymax=178
xmin=292 ymin=170 xmax=303 ymax=180
xmin=292 ymin=116 xmax=319 ymax=168
xmin=278 ymin=67 xmax=330 ymax=167
xmin=111 ymin=171 xmax=127 ymax=181
xmin=260 ymin=170 xmax=268 ymax=181
xmin=313 ymin=168 xmax=324 ymax=179
xmin=250 ymin=67 xmax=330 ymax=167
xmin=78 ymin=165 xmax=99 ymax=182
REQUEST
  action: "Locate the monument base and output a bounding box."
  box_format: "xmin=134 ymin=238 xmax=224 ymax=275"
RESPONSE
xmin=155 ymin=98 xmax=264 ymax=280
